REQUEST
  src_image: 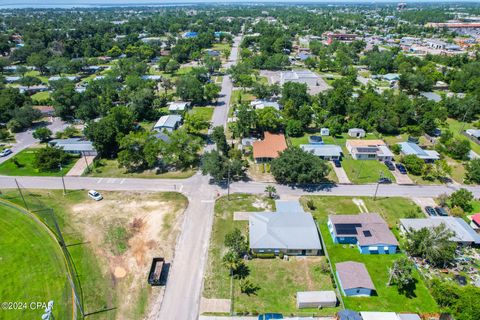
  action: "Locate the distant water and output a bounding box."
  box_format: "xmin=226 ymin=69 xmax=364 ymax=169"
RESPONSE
xmin=0 ymin=2 xmax=194 ymax=9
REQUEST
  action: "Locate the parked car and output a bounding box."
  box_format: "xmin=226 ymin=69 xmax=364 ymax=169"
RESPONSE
xmin=395 ymin=163 xmax=407 ymax=174
xmin=435 ymin=206 xmax=449 ymax=216
xmin=258 ymin=314 xmax=283 ymax=320
xmin=333 ymin=159 xmax=342 ymax=167
xmin=88 ymin=190 xmax=103 ymax=201
xmin=384 ymin=161 xmax=395 ymax=171
xmin=425 ymin=206 xmax=437 ymax=216
xmin=0 ymin=148 xmax=12 ymax=157
xmin=378 ymin=177 xmax=392 ymax=184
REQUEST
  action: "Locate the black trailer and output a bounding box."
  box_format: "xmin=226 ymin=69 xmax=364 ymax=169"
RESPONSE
xmin=148 ymin=257 xmax=165 ymax=286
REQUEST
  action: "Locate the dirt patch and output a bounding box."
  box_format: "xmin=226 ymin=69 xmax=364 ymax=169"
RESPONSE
xmin=70 ymin=192 xmax=186 ymax=319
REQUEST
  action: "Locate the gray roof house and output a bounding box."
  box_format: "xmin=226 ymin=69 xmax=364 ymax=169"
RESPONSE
xmin=347 ymin=128 xmax=366 ymax=138
xmin=249 ymin=200 xmax=322 ymax=256
xmin=336 ymin=261 xmax=376 ymax=296
xmin=400 ymin=217 xmax=480 ymax=245
xmin=168 ymin=101 xmax=190 ymax=113
xmin=250 ymin=99 xmax=281 ymax=110
xmin=397 ymin=314 xmax=421 ymax=320
xmin=301 ymin=144 xmax=342 ymax=160
xmin=153 ymin=115 xmax=182 ymax=132
xmin=296 ymin=291 xmax=337 ymax=308
xmin=49 ymin=138 xmax=97 ymax=156
xmin=398 ymin=142 xmax=439 ymax=162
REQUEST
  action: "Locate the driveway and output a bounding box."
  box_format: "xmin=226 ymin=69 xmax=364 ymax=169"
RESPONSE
xmin=412 ymin=197 xmax=438 ymax=217
xmin=0 ymin=117 xmax=67 ymax=165
xmin=391 ymin=169 xmax=414 ymax=185
xmin=331 ymin=162 xmax=351 ymax=184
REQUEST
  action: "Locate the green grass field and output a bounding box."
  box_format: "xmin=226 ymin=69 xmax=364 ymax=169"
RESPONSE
xmin=0 ymin=148 xmax=77 ymax=176
xmin=445 ymin=118 xmax=480 ymax=155
xmin=31 ymin=91 xmax=51 ymax=103
xmin=300 ymin=196 xmax=437 ymax=313
xmin=190 ymin=106 xmax=214 ymax=122
xmin=203 ymin=194 xmax=339 ymax=316
xmin=88 ymin=158 xmax=196 ymax=179
xmin=341 ymin=159 xmax=395 ymax=184
xmin=0 ymin=202 xmax=72 ymax=319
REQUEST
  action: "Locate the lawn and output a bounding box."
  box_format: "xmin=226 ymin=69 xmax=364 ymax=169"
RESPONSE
xmin=300 ymin=196 xmax=438 ymax=313
xmin=190 ymin=106 xmax=214 ymax=122
xmin=342 ymin=159 xmax=394 ymax=184
xmin=0 ymin=148 xmax=77 ymax=176
xmin=31 ymin=91 xmax=51 ymax=103
xmin=230 ymin=90 xmax=255 ymax=105
xmin=0 ymin=202 xmax=72 ymax=320
xmin=88 ymin=158 xmax=196 ymax=179
xmin=203 ymin=194 xmax=339 ymax=316
xmin=445 ymin=118 xmax=480 ymax=155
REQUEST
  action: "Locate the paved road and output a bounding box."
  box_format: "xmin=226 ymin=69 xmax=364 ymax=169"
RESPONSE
xmin=155 ymin=35 xmax=243 ymax=320
xmin=1 ymin=175 xmax=477 ymax=198
xmin=0 ymin=117 xmax=67 ymax=164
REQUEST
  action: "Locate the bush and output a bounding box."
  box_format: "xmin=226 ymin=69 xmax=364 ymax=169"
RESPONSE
xmin=7 ymin=119 xmax=23 ymax=133
xmin=306 ymin=199 xmax=316 ymax=210
xmin=254 ymin=252 xmax=275 ymax=259
xmin=391 ymin=144 xmax=401 ymax=155
xmin=401 ymin=154 xmax=425 ymax=176
xmin=286 ymin=119 xmax=304 ymax=137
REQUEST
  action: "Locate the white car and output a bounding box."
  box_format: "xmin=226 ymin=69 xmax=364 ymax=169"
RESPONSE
xmin=0 ymin=148 xmax=12 ymax=157
xmin=88 ymin=190 xmax=103 ymax=201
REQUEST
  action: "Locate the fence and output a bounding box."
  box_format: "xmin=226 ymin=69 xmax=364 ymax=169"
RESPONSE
xmin=0 ymin=180 xmax=84 ymax=320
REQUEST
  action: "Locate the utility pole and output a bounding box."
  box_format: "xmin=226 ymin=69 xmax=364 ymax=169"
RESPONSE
xmin=374 ymin=170 xmax=383 ymax=200
xmin=82 ymin=151 xmax=90 ymax=173
xmin=59 ymin=164 xmax=66 ymax=196
xmin=227 ymin=162 xmax=231 ymax=201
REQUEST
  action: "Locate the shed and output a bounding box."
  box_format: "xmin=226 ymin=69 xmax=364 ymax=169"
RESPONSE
xmin=348 ymin=128 xmax=366 ymax=138
xmin=320 ymin=128 xmax=330 ymax=136
xmin=360 ymin=312 xmax=399 ymax=320
xmin=296 ymin=291 xmax=337 ymax=308
xmin=301 ymin=144 xmax=342 ymax=160
xmin=336 ymin=261 xmax=376 ymax=296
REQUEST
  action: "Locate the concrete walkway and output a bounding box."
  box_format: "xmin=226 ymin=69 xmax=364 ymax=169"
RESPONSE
xmin=66 ymin=156 xmax=95 ymax=176
xmin=200 ymin=298 xmax=231 ymax=314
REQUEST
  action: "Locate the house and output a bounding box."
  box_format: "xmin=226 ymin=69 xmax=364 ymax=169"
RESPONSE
xmin=296 ymin=291 xmax=337 ymax=308
xmin=320 ymin=128 xmax=330 ymax=136
xmin=382 ymin=73 xmax=400 ymax=81
xmin=328 ymin=213 xmax=399 ymax=254
xmin=360 ymin=312 xmax=399 ymax=320
xmin=168 ymin=101 xmax=190 ymax=114
xmin=153 ymin=115 xmax=182 ymax=132
xmin=18 ymin=85 xmax=48 ymax=94
xmin=206 ymin=49 xmax=220 ymax=57
xmin=400 ymin=217 xmax=480 ymax=246
xmin=466 ymin=129 xmax=480 ymax=139
xmin=250 ymin=99 xmax=281 ymax=111
xmin=5 ymin=76 xmax=21 ymax=83
xmin=420 ymin=91 xmax=442 ymax=102
xmin=296 ymin=52 xmax=313 ymax=61
xmin=249 ymin=200 xmax=322 ymax=256
xmin=337 ymin=310 xmax=362 ymax=320
xmin=346 ymin=140 xmax=393 ymax=161
xmin=49 ymin=138 xmax=97 ymax=156
xmin=398 ymin=142 xmax=440 ymax=162
xmin=335 ymin=261 xmax=376 ymax=296
xmin=427 ymin=39 xmax=447 ymax=50
xmin=324 ymin=32 xmax=357 ymax=45
xmin=347 ymin=128 xmax=365 ymax=138
xmin=252 ymin=132 xmax=287 ymax=163
xmin=48 ymin=76 xmax=78 ymax=82
xmin=33 ymin=105 xmax=55 ymax=117
xmin=301 ymin=144 xmax=342 ymax=160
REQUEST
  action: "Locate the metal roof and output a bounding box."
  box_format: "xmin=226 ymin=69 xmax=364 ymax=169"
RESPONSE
xmin=301 ymin=144 xmax=342 ymax=157
xmin=360 ymin=312 xmax=399 ymax=320
xmin=154 ymin=115 xmax=182 ymax=129
xmin=398 ymin=142 xmax=439 ymax=160
xmin=296 ymin=291 xmax=336 ymax=304
xmin=400 ymin=217 xmax=480 ymax=244
xmin=249 ymin=200 xmax=322 ymax=250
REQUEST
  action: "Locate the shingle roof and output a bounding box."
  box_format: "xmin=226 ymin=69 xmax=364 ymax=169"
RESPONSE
xmin=336 ymin=261 xmax=376 ymax=291
xmin=346 ymin=139 xmax=386 ymax=147
xmin=329 ymin=213 xmax=399 ymax=246
xmin=252 ymin=132 xmax=287 ymax=159
xmin=400 ymin=217 xmax=480 ymax=244
xmin=249 ymin=200 xmax=322 ymax=251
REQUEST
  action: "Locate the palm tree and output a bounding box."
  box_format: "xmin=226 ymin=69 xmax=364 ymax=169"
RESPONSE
xmin=265 ymin=185 xmax=277 ymax=199
xmin=222 ymin=251 xmax=240 ymax=273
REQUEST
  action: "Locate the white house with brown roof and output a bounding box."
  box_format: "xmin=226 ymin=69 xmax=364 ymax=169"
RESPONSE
xmin=346 ymin=140 xmax=393 ymax=161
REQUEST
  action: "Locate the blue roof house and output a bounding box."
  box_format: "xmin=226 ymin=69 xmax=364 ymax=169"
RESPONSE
xmin=184 ymin=31 xmax=198 ymax=38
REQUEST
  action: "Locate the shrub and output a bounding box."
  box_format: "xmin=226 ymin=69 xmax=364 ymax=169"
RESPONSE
xmin=254 ymin=252 xmax=275 ymax=259
xmin=306 ymin=199 xmax=316 ymax=210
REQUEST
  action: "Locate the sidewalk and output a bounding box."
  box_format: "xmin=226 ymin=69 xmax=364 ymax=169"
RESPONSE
xmin=66 ymin=156 xmax=95 ymax=176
